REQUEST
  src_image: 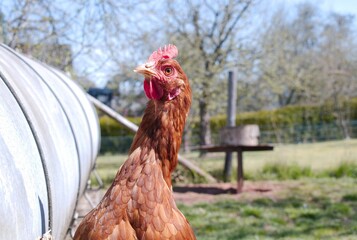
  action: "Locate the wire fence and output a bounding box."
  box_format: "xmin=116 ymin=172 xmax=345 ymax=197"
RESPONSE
xmin=259 ymin=120 xmax=357 ymax=144
xmin=99 ymin=121 xmax=357 ymax=154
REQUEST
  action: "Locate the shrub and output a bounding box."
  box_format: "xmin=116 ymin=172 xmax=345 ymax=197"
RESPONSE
xmin=99 ymin=116 xmax=140 ymax=153
xmin=326 ymin=162 xmax=357 ymax=179
xmin=342 ymin=193 xmax=357 ymax=202
xmin=193 ymin=98 xmax=357 ymax=144
xmin=100 ymin=136 xmax=134 ymax=154
xmin=97 ymin=98 xmax=357 ymax=153
xmin=259 ymin=162 xmax=313 ymax=180
xmin=99 ymin=115 xmax=141 ymax=137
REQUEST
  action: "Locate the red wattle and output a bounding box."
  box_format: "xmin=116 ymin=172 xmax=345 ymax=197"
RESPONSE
xmin=144 ymin=79 xmax=164 ymax=100
xmin=144 ymin=80 xmax=152 ymax=99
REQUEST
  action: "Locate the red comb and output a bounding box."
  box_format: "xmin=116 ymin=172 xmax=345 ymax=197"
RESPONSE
xmin=148 ymin=44 xmax=178 ymax=62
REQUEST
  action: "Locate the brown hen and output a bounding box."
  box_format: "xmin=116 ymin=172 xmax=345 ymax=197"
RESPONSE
xmin=74 ymin=45 xmax=196 ymax=240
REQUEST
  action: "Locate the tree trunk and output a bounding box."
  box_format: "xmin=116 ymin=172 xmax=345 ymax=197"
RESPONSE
xmin=182 ymin=125 xmax=191 ymax=153
xmin=199 ymin=99 xmax=211 ymax=157
xmin=336 ymin=101 xmax=351 ymax=139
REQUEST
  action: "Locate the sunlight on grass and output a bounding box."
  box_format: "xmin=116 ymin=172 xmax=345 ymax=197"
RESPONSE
xmin=182 ymin=139 xmax=357 ymax=182
xmin=243 ymin=139 xmax=357 ymax=171
xmin=178 ymin=178 xmax=357 ymax=240
xmin=93 ymin=140 xmax=357 ymax=185
xmin=92 ymin=140 xmax=357 ymax=239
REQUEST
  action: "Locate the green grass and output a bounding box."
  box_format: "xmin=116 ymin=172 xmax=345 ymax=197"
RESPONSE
xmin=92 ymin=140 xmax=357 ymax=239
xmin=184 ymin=139 xmax=357 ymax=182
xmin=94 ymin=139 xmax=357 ymax=186
xmin=179 ymin=178 xmax=357 ymax=240
xmin=90 ymin=154 xmax=127 ymax=187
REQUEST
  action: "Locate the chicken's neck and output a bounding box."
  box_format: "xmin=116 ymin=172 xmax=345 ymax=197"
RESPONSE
xmin=129 ymin=94 xmax=191 ymax=188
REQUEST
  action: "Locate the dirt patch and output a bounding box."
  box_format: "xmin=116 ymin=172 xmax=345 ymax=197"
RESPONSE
xmin=67 ymin=181 xmax=293 ymax=238
xmin=75 ymin=181 xmax=291 ymax=215
xmin=173 ymin=181 xmax=290 ymax=205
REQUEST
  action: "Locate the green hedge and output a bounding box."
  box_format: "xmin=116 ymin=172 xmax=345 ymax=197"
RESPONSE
xmin=99 ymin=116 xmax=139 ymax=154
xmin=205 ymin=100 xmax=357 ymax=144
xmin=100 ymin=136 xmax=134 ymax=154
xmin=100 ymin=115 xmax=141 ymax=136
xmin=99 ymin=99 xmax=357 ymax=153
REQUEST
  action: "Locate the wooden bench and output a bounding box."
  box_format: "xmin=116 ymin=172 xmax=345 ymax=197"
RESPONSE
xmin=197 ymin=125 xmax=274 ymax=193
xmin=198 ymin=145 xmax=273 ymax=193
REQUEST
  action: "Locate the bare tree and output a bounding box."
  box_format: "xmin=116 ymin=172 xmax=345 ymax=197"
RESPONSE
xmin=258 ymin=2 xmax=357 ymax=139
xmin=164 ymin=0 xmax=256 ymax=149
xmin=319 ymin=13 xmax=357 ymax=138
xmin=258 ymin=3 xmax=324 ymax=107
xmin=2 ymin=0 xmax=83 ymax=72
xmin=0 ymin=0 xmax=146 ymax=81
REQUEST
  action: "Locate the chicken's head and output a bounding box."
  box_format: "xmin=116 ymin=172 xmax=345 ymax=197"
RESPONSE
xmin=135 ymin=44 xmax=187 ymax=101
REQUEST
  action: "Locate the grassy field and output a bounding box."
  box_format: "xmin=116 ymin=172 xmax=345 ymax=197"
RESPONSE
xmin=187 ymin=139 xmax=356 ymax=178
xmin=179 ymin=178 xmax=357 ymax=239
xmin=94 ymin=140 xmax=357 ymax=239
xmin=95 ymin=139 xmax=357 ymax=184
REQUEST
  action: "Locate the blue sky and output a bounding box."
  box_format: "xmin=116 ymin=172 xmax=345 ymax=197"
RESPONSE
xmin=92 ymin=0 xmax=357 ymax=87
xmin=275 ymin=0 xmax=357 ymax=16
xmin=322 ymin=0 xmax=357 ymax=15
xmin=97 ymin=0 xmax=357 ymax=87
xmin=2 ymin=0 xmax=356 ymax=87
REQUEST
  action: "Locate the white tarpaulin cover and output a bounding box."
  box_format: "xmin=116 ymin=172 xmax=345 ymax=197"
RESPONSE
xmin=0 ymin=44 xmax=100 ymax=239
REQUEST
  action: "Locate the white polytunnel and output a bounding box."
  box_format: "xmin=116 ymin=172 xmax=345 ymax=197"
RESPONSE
xmin=0 ymin=44 xmax=100 ymax=239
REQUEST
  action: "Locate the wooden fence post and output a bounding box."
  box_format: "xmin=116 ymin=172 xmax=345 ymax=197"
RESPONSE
xmin=223 ymin=71 xmax=237 ymax=182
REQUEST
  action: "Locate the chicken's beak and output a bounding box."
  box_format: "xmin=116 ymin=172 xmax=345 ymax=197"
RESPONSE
xmin=134 ymin=63 xmax=157 ymax=78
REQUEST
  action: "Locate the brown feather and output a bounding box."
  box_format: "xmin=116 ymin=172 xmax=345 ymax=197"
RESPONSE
xmin=74 ymin=48 xmax=195 ymax=240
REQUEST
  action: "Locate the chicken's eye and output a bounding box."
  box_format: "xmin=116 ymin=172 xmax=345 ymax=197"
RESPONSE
xmin=163 ymin=66 xmax=173 ymax=76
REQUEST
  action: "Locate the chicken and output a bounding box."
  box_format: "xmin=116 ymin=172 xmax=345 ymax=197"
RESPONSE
xmin=74 ymin=44 xmax=196 ymax=240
